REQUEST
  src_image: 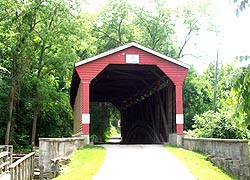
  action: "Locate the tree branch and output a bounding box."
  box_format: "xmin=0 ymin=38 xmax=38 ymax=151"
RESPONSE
xmin=179 ymin=53 xmax=200 ymax=59
xmin=117 ymin=18 xmax=123 ymax=45
xmin=93 ymin=28 xmax=120 ymax=44
xmin=177 ymin=19 xmax=198 ymax=59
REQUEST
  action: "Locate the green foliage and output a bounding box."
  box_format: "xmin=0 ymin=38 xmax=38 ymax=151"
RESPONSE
xmin=0 ymin=0 xmax=87 ymax=148
xmin=189 ymin=110 xmax=250 ymax=139
xmin=92 ymin=0 xmax=133 ymax=53
xmin=90 ymin=103 xmax=120 ymax=142
xmin=183 ymin=66 xmax=213 ymax=130
xmin=90 ymin=103 xmax=111 ymax=142
xmin=186 ymin=62 xmax=250 ymax=139
xmin=0 ymin=68 xmax=10 ymax=143
xmin=133 ymin=1 xmax=178 ymax=57
xmin=183 ymin=63 xmax=240 ymax=130
xmin=233 ymin=63 xmax=250 ymax=127
xmin=91 ymin=0 xmax=214 ymax=58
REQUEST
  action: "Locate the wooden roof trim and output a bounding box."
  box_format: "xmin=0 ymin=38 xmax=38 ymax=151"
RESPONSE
xmin=75 ymin=42 xmax=190 ymax=69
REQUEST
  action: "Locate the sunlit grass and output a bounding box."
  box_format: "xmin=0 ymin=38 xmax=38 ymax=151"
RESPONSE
xmin=53 ymin=145 xmax=106 ymax=180
xmin=165 ymin=145 xmax=236 ymax=180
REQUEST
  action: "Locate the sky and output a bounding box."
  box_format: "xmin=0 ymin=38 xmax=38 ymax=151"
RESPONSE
xmin=83 ymin=0 xmax=250 ymax=70
xmin=170 ymin=0 xmax=250 ymax=71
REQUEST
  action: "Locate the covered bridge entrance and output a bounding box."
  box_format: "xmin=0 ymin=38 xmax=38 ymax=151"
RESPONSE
xmin=70 ymin=43 xmax=189 ymax=144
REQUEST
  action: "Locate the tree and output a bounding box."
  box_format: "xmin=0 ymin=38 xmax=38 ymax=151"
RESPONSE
xmin=187 ymin=62 xmax=249 ymax=139
xmin=176 ymin=0 xmax=221 ymax=60
xmin=0 ymin=67 xmax=10 ymax=144
xmin=0 ymin=1 xmax=35 ymax=145
xmin=134 ymin=0 xmax=178 ymax=57
xmin=0 ymin=0 xmax=93 ymax=149
xmin=92 ymin=0 xmax=134 ymax=53
xmin=231 ymin=0 xmax=250 ymax=128
xmin=233 ymin=58 xmax=250 ymax=127
xmin=183 ymin=66 xmax=213 ymax=130
xmin=26 ymin=0 xmax=77 ymax=148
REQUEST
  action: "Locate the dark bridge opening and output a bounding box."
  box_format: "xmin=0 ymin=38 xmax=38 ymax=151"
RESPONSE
xmin=90 ymin=64 xmax=176 ymax=144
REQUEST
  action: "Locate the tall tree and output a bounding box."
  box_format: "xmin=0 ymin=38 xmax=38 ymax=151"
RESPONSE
xmin=134 ymin=0 xmax=178 ymax=57
xmin=25 ymin=0 xmax=83 ymax=148
xmin=233 ymin=58 xmax=250 ymax=127
xmin=0 ymin=1 xmax=35 ymax=145
xmin=232 ymin=1 xmax=250 ymax=128
xmin=92 ymin=0 xmax=133 ymax=53
xmin=0 ymin=0 xmax=92 ymax=148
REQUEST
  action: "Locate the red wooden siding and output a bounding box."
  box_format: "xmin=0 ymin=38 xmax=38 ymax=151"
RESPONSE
xmin=81 ymin=81 xmax=90 ymax=114
xmin=175 ymin=85 xmax=183 ymax=114
xmin=76 ymin=47 xmax=188 ymax=84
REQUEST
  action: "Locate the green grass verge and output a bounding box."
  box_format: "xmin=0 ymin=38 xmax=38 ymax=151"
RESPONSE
xmin=165 ymin=145 xmax=236 ymax=180
xmin=53 ymin=145 xmax=106 ymax=180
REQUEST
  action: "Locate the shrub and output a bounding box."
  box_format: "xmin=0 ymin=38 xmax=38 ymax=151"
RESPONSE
xmin=189 ymin=110 xmax=250 ymax=139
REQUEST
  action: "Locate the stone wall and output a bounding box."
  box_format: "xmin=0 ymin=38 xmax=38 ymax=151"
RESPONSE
xmin=39 ymin=137 xmax=85 ymax=173
xmin=183 ymin=137 xmax=250 ymax=180
xmin=168 ymin=133 xmax=183 ymax=146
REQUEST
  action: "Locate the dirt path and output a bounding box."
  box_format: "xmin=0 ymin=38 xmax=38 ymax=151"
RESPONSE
xmin=93 ymin=145 xmax=195 ymax=180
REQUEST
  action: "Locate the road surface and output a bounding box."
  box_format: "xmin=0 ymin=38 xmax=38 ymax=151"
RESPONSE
xmin=93 ymin=145 xmax=195 ymax=180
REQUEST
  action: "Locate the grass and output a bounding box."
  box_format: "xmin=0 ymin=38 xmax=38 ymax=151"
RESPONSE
xmin=165 ymin=145 xmax=236 ymax=180
xmin=53 ymin=145 xmax=106 ymax=180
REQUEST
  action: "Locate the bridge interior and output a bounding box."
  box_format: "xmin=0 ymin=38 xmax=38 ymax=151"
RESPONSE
xmin=90 ymin=64 xmax=176 ymax=143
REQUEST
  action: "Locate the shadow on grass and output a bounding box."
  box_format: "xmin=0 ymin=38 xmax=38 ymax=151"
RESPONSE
xmin=79 ymin=145 xmax=105 ymax=150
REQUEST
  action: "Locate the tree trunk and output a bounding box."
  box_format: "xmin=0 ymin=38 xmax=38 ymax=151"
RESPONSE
xmin=5 ymin=121 xmax=11 ymax=145
xmin=213 ymin=49 xmax=219 ymax=113
xmin=30 ymin=45 xmax=47 ymax=149
xmin=5 ymin=52 xmax=17 ymax=145
xmin=31 ymin=106 xmax=39 ymax=150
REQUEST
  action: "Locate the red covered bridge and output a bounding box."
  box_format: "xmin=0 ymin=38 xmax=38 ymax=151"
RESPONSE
xmin=70 ymin=42 xmax=189 ymax=144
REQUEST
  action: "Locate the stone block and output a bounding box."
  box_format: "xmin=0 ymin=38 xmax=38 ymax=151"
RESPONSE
xmin=168 ymin=133 xmax=183 ymax=146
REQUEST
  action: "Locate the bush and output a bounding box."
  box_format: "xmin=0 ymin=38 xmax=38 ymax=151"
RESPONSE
xmin=189 ymin=110 xmax=250 ymax=139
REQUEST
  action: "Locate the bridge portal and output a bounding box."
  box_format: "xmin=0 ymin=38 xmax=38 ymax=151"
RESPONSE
xmin=70 ymin=42 xmax=189 ymax=144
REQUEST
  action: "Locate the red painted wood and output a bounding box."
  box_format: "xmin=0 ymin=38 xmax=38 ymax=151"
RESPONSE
xmin=176 ymin=124 xmax=183 ymax=134
xmin=175 ymin=85 xmax=183 ymax=134
xmin=75 ymin=47 xmax=188 ymax=84
xmin=81 ymin=80 xmax=90 ymax=114
xmin=175 ymin=85 xmax=183 ymax=114
xmin=81 ymin=80 xmax=90 ymax=135
xmin=82 ymin=124 xmax=89 ymax=134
